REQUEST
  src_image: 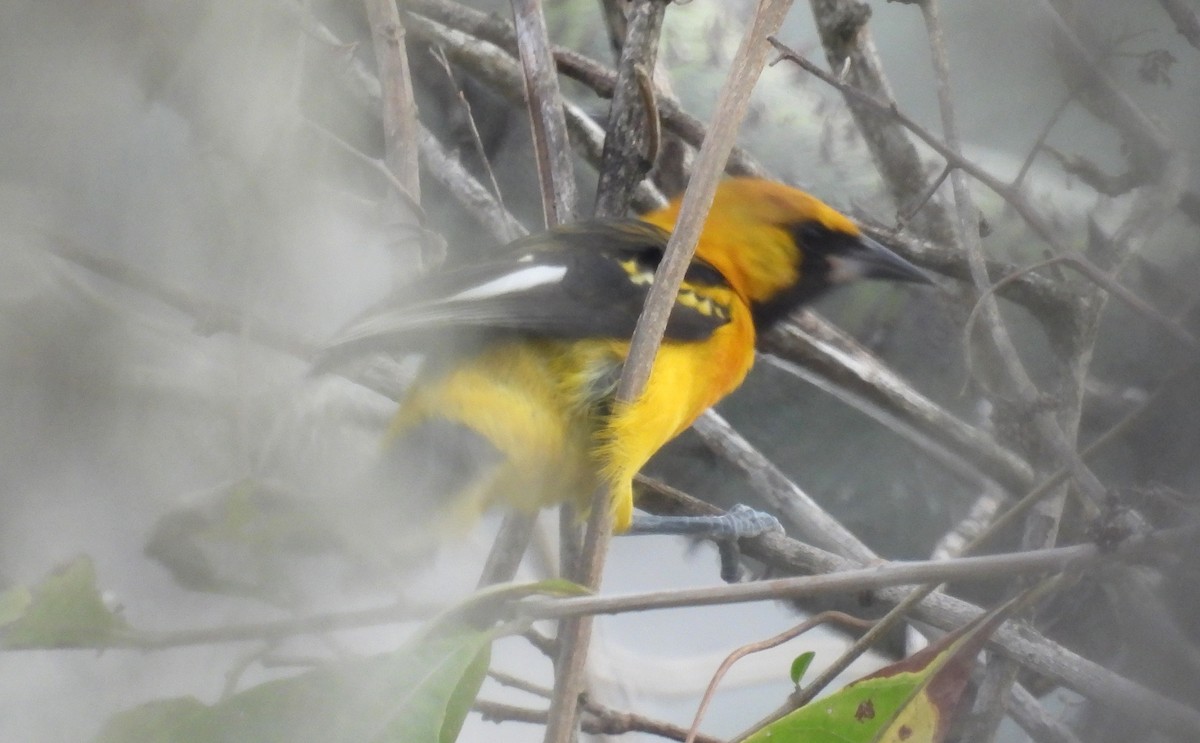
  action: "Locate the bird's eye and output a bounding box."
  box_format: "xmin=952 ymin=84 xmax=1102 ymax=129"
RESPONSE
xmin=795 ymin=222 xmax=829 ymax=245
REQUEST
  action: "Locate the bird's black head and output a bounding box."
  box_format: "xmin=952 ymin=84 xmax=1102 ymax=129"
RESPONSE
xmin=750 ymin=219 xmax=932 ymax=328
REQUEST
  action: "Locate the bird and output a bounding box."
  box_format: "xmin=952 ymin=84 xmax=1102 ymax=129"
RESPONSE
xmin=319 ymin=177 xmax=931 ymax=548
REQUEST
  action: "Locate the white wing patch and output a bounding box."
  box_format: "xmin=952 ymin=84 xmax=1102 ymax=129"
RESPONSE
xmin=447 ymin=265 xmax=568 ymax=302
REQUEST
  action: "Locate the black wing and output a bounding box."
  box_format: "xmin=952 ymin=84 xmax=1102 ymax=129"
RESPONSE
xmin=317 ymin=220 xmax=733 ymax=366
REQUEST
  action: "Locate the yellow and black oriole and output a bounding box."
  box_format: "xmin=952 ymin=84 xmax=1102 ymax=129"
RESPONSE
xmin=322 ymin=178 xmax=929 ymax=542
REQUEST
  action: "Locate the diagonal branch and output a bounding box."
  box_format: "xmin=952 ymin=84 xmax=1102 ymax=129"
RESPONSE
xmin=544 ymin=2 xmax=796 ymax=740
xmin=509 ymin=0 xmax=577 ymax=226
xmin=416 ymin=124 xmax=529 ymax=242
xmin=917 ymin=2 xmax=1078 ymax=734
xmin=406 ymin=0 xmax=767 ymax=178
xmin=40 ymin=228 xmax=1200 ymax=741
xmin=634 ymin=487 xmax=1200 ymax=740
xmin=767 ymin=37 xmax=1066 ymax=251
xmin=1158 ymin=0 xmax=1200 ymax=50
xmin=363 ymin=0 xmax=422 ymax=200
xmin=806 ymin=0 xmax=956 ymax=245
xmin=760 ymin=315 xmax=1035 ymax=492
xmin=404 ymin=13 xmax=667 ymax=212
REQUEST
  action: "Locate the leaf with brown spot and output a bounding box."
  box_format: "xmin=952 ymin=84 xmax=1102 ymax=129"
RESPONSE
xmin=855 ymin=699 xmax=876 ymax=722
xmin=742 ymin=601 xmax=1014 ymax=743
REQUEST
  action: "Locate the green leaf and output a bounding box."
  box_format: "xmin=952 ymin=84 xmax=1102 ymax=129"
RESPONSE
xmin=93 ymin=697 xmax=218 ymax=743
xmin=746 ymin=670 xmax=916 ymax=743
xmin=0 ymin=584 xmax=32 ymax=628
xmin=438 ymin=637 xmax=492 ymax=743
xmin=748 ymin=602 xmax=1014 ymax=743
xmin=2 ymin=556 xmax=126 ymax=648
xmin=94 ymin=626 xmax=493 ymax=743
xmin=789 ymin=651 xmax=815 ymax=686
xmin=93 ymin=578 xmax=583 ymax=742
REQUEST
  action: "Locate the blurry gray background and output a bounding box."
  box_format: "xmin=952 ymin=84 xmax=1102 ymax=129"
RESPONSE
xmin=1 ymin=0 xmax=1197 ymax=740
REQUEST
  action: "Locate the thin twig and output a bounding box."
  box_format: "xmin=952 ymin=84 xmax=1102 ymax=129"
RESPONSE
xmin=897 ymin=162 xmax=951 ymax=228
xmin=428 ymin=45 xmax=517 ymax=240
xmin=404 ymin=13 xmax=667 ymax=212
xmin=523 ymin=628 xmax=559 ymax=659
xmin=859 ymin=222 xmax=1079 ymax=321
xmin=417 ymin=124 xmax=529 ymax=242
xmin=796 ymin=588 xmax=932 ymax=705
xmin=761 ymin=351 xmax=1000 ymax=488
xmin=489 ymin=669 xmax=554 ymax=698
xmin=635 ymin=65 xmax=663 ymax=167
xmin=924 ymin=0 xmax=1110 ymax=530
xmin=101 ymin=601 xmax=439 ymax=650
xmin=1044 ymin=147 xmax=1143 ymax=197
xmin=965 ymin=255 xmax=1200 ymax=358
xmin=685 ymin=612 xmax=875 ymax=743
xmin=291 ymin=7 xmax=527 ymax=242
xmin=1011 ymin=88 xmax=1078 ymax=192
xmin=475 ymin=698 xmax=548 ymax=727
xmin=919 ymin=1 xmax=1060 ymax=736
xmin=633 ymin=488 xmax=1200 ymax=740
xmin=303 ymin=117 xmax=418 ymax=212
xmin=768 ymin=36 xmax=1067 ymax=250
xmin=1034 ymin=0 xmax=1172 ymax=173
xmin=405 ymin=0 xmax=767 ymax=177
xmin=964 ymin=361 xmax=1198 ymax=554
xmin=583 ymin=694 xmax=727 ymax=743
xmin=474 ymin=697 xmax=726 ymax=743
xmin=508 ymin=5 xmax=582 ymax=733
xmin=805 ymin=0 xmax=957 ymax=244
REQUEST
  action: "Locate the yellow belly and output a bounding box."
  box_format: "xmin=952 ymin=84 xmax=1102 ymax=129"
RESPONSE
xmin=387 ymin=311 xmax=756 ymax=532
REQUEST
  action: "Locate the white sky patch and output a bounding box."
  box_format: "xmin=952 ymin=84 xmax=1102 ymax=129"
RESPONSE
xmin=447 ymin=265 xmax=567 ymax=302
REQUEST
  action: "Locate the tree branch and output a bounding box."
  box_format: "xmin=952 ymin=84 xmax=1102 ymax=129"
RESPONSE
xmin=593 ymin=0 xmax=668 ymax=218
xmin=363 ymin=0 xmax=422 ymax=199
xmin=474 ymin=697 xmax=727 ymax=743
xmin=509 ymin=0 xmax=576 ymax=226
xmin=1158 ymin=0 xmax=1200 ymax=50
xmin=515 ymin=539 xmax=1157 ymax=621
xmin=760 ymin=315 xmax=1035 ymax=493
xmin=544 ymin=3 xmax=796 ymax=740
xmin=635 ymin=487 xmax=1200 ymax=740
xmin=805 ymin=0 xmax=956 ymax=244
xmin=405 ymin=0 xmax=767 ymax=178
xmin=404 ymin=13 xmax=667 ymax=212
xmin=767 ymin=37 xmax=1067 ymax=251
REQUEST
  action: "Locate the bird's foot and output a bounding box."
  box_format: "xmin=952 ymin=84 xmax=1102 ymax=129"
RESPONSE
xmin=627 ymin=505 xmax=783 ymax=582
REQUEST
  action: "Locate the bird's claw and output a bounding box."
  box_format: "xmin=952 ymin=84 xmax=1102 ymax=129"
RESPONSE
xmin=627 ymin=505 xmax=784 ymax=583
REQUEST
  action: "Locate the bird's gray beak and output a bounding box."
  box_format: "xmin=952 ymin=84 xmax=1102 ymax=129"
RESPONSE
xmin=827 ymin=234 xmax=934 ymax=286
